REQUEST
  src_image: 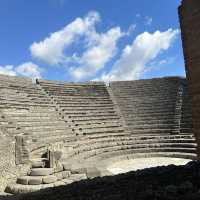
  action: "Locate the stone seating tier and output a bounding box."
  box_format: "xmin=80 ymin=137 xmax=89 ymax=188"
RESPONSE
xmin=39 ymin=79 xmax=127 ymax=140
xmin=0 ymin=75 xmax=73 ymax=160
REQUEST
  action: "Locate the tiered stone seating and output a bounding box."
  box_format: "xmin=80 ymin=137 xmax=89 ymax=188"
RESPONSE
xmin=0 ymin=75 xmax=73 ymax=158
xmin=39 ymin=78 xmax=196 ymax=168
xmin=109 ymin=77 xmax=197 ymax=160
xmin=39 ymin=80 xmax=127 ymax=136
xmin=0 ymin=75 xmax=197 ymax=195
xmin=39 ymin=80 xmax=132 ymax=163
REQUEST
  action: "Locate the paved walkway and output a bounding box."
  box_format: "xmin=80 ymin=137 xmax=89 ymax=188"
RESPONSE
xmin=107 ymin=157 xmax=191 ymax=174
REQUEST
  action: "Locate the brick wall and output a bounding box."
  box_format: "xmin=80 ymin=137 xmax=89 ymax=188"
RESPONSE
xmin=179 ymin=0 xmax=200 ymax=158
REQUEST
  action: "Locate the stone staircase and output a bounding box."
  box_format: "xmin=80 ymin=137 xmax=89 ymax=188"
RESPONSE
xmin=6 ymin=157 xmax=88 ymax=194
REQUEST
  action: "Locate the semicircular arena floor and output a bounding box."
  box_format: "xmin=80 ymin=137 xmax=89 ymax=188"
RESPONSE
xmin=106 ymin=157 xmax=192 ymax=175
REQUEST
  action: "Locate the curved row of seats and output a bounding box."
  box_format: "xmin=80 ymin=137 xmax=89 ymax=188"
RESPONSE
xmin=39 ymin=80 xmax=127 ymax=138
xmin=39 ymin=77 xmax=197 ymax=165
xmin=0 ymin=75 xmax=73 ymax=159
xmin=108 ymin=77 xmax=196 ymax=161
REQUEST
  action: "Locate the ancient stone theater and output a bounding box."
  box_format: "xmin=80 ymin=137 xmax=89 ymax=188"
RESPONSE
xmin=0 ymin=74 xmax=197 ymax=194
xmin=0 ymin=0 xmax=200 ymax=198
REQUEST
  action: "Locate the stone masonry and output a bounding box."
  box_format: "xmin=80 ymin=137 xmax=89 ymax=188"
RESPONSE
xmin=179 ymin=0 xmax=200 ymax=158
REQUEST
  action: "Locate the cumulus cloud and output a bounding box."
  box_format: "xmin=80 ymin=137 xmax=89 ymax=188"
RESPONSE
xmin=30 ymin=11 xmax=127 ymax=80
xmin=15 ymin=62 xmax=42 ymax=78
xmin=69 ymin=27 xmax=124 ymax=80
xmin=97 ymin=29 xmax=179 ymax=82
xmin=0 ymin=65 xmax=17 ymax=76
xmin=126 ymin=24 xmax=137 ymax=36
xmin=0 ymin=62 xmax=43 ymax=79
xmin=30 ymin=11 xmax=100 ymax=65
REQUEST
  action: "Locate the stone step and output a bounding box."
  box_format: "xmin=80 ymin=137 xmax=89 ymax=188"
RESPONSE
xmin=8 ymin=116 xmax=60 ymax=121
xmin=125 ymin=119 xmax=176 ymax=125
xmin=72 ymin=142 xmax=197 ymax=157
xmin=119 ymin=103 xmax=175 ymax=109
xmin=63 ymin=109 xmax=117 ymax=114
xmin=81 ymin=146 xmax=197 ymax=160
xmin=30 ymin=158 xmax=47 ymax=168
xmin=122 ymin=110 xmax=176 ymax=117
xmin=82 ymin=133 xmax=195 ymax=142
xmin=68 ymin=113 xmax=119 ymax=118
xmin=22 ymin=125 xmax=67 ymax=131
xmin=75 ymin=122 xmax=122 ymax=130
xmin=73 ymin=137 xmax=196 ymax=149
xmin=56 ymin=99 xmax=113 ymax=104
xmin=15 ymin=121 xmax=66 ymax=127
xmin=59 ymin=104 xmax=115 ymax=108
xmin=74 ymin=119 xmax=122 ymax=126
xmin=57 ymin=103 xmax=114 ymax=107
xmin=125 ymin=123 xmax=176 ymax=129
xmin=61 ymin=106 xmax=115 ymax=112
xmin=30 ymin=131 xmax=72 ymax=141
xmin=29 ymin=168 xmax=54 ymax=176
xmin=17 ymin=175 xmax=58 ymax=185
xmin=113 ymin=96 xmax=177 ymax=102
xmin=124 ymin=115 xmax=178 ymax=122
xmin=117 ymin=101 xmax=177 ymax=107
xmin=82 ymin=127 xmax=125 ymax=135
xmin=4 ymin=110 xmax=56 ymax=117
xmin=128 ymin=129 xmax=175 ymax=134
xmin=50 ymin=93 xmax=110 ymax=98
xmin=6 ymin=180 xmax=63 ymax=194
xmin=72 ymin=116 xmax=120 ymax=122
xmin=87 ymin=151 xmax=197 ymax=163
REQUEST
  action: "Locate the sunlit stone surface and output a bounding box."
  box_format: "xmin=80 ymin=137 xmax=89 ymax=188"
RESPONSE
xmin=107 ymin=157 xmax=192 ymax=174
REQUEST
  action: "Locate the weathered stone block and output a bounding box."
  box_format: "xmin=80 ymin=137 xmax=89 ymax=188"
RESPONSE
xmin=28 ymin=177 xmax=43 ymax=185
xmin=43 ymin=175 xmax=57 ymax=184
xmin=30 ymin=168 xmax=54 ymax=176
xmin=17 ymin=176 xmax=29 ymax=185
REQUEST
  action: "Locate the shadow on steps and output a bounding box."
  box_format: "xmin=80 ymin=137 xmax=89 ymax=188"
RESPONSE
xmin=1 ymin=160 xmax=200 ymax=200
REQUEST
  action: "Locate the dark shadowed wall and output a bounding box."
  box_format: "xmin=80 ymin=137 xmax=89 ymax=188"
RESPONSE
xmin=179 ymin=0 xmax=200 ymax=158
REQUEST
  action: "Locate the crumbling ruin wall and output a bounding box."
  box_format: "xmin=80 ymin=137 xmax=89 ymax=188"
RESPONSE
xmin=179 ymin=0 xmax=200 ymax=158
xmin=0 ymin=135 xmax=29 ymax=192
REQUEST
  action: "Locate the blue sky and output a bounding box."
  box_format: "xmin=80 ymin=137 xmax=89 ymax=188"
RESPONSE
xmin=0 ymin=0 xmax=185 ymax=82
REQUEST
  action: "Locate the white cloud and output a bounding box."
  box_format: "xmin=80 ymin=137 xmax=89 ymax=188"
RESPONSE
xmin=126 ymin=24 xmax=136 ymax=36
xmin=145 ymin=16 xmax=153 ymax=26
xmin=69 ymin=27 xmax=124 ymax=80
xmin=30 ymin=11 xmax=100 ymax=65
xmin=30 ymin=11 xmax=128 ymax=80
xmin=97 ymin=29 xmax=179 ymax=82
xmin=0 ymin=65 xmax=16 ymax=76
xmin=0 ymin=62 xmax=43 ymax=79
xmin=15 ymin=62 xmax=42 ymax=79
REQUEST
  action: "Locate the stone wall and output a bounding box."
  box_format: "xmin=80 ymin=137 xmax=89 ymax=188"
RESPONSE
xmin=179 ymin=0 xmax=200 ymax=158
xmin=0 ymin=135 xmax=29 ymax=191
